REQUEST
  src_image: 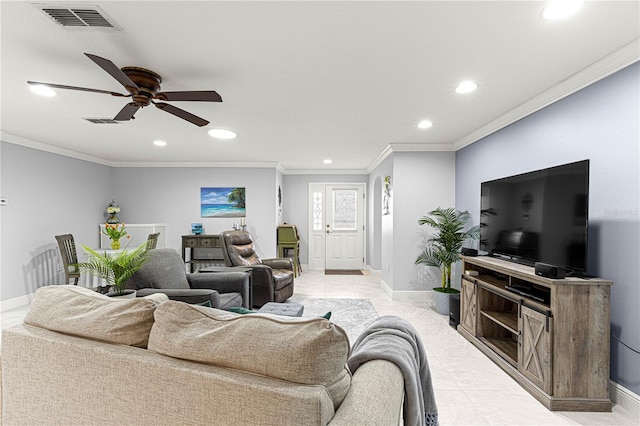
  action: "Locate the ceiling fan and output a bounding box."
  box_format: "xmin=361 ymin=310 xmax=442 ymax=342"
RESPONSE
xmin=27 ymin=53 xmax=222 ymax=127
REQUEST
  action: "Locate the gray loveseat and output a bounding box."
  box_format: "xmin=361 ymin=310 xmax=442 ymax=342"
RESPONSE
xmin=1 ymin=286 xmax=404 ymax=425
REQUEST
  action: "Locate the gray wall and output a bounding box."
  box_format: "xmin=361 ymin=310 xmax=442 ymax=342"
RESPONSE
xmin=111 ymin=167 xmax=279 ymax=258
xmin=0 ymin=146 xmax=282 ymax=303
xmin=393 ymin=152 xmax=455 ymax=291
xmin=283 ymin=174 xmax=368 ymax=264
xmin=456 ymin=62 xmax=640 ymax=393
xmin=368 ymin=152 xmax=456 ymax=290
xmin=0 ymin=142 xmax=111 ymax=301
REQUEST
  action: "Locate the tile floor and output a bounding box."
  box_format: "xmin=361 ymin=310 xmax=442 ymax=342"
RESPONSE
xmin=2 ymin=270 xmax=638 ymax=425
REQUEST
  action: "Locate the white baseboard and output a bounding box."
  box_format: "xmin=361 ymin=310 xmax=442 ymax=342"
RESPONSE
xmin=610 ymin=380 xmax=640 ymax=418
xmin=1 ymin=293 xmax=34 ymax=312
xmin=380 ymin=280 xmax=432 ymax=304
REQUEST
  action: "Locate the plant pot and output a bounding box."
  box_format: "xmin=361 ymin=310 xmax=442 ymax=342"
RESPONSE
xmin=106 ymin=289 xmax=136 ymax=299
xmin=433 ymin=289 xmax=459 ymax=315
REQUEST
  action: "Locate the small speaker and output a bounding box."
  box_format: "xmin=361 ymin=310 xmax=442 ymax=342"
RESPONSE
xmin=535 ymin=262 xmax=566 ymax=279
xmin=449 ymin=293 xmax=460 ymax=329
xmin=462 ymin=247 xmax=478 ymax=257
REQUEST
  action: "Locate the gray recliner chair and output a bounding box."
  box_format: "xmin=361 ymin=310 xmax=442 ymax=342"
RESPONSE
xmin=125 ymin=248 xmax=249 ymax=310
xmin=220 ymin=230 xmax=294 ymax=307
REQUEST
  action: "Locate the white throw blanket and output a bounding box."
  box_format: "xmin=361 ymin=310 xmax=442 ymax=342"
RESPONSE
xmin=347 ymin=315 xmax=439 ymax=426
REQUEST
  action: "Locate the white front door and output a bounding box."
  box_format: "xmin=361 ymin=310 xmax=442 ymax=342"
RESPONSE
xmin=308 ymin=183 xmax=366 ymax=270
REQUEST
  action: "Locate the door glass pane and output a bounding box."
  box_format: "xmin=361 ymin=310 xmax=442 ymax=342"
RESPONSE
xmin=313 ymin=191 xmax=323 ymax=231
xmin=333 ymin=190 xmax=357 ymax=230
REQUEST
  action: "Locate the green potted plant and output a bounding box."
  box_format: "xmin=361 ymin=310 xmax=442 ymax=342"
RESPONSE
xmin=415 ymin=207 xmax=480 ymax=315
xmin=76 ymin=244 xmax=148 ymax=297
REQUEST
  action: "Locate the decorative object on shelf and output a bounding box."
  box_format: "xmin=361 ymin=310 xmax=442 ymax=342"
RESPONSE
xmin=191 ymin=223 xmax=203 ymax=235
xmin=75 ymin=244 xmax=148 ymax=296
xmin=415 ymin=207 xmax=480 ymax=315
xmin=101 ymin=223 xmax=130 ymax=250
xmin=201 ymin=187 xmax=246 ymax=218
xmin=106 ymin=200 xmax=121 ymax=224
xmin=382 ymin=175 xmax=391 ymax=215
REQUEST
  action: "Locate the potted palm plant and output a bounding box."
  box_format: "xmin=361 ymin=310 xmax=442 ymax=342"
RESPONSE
xmin=76 ymin=244 xmax=148 ymax=297
xmin=415 ymin=207 xmax=480 ymax=315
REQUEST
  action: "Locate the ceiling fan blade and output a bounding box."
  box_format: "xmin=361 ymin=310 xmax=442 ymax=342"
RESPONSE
xmin=113 ymin=103 xmax=141 ymax=121
xmin=84 ymin=53 xmax=139 ymax=93
xmin=27 ymin=81 xmax=130 ymax=97
xmin=154 ymin=91 xmax=223 ymax=102
xmin=154 ymin=102 xmax=209 ymax=127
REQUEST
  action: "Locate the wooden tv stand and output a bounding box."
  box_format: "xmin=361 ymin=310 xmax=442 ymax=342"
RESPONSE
xmin=458 ymin=256 xmax=612 ymax=411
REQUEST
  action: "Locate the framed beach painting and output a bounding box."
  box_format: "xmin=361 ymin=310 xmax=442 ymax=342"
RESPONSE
xmin=201 ymin=187 xmax=246 ymax=218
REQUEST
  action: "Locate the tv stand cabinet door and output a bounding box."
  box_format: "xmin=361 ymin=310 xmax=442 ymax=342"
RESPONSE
xmin=460 ymin=278 xmax=477 ymax=336
xmin=519 ymin=305 xmax=553 ymax=394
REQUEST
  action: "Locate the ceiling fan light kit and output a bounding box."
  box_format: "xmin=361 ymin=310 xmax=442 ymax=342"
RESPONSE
xmin=27 ymin=53 xmax=223 ymax=127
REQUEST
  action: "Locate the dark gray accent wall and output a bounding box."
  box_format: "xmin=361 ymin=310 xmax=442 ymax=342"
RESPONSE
xmin=455 ymin=63 xmax=640 ymax=393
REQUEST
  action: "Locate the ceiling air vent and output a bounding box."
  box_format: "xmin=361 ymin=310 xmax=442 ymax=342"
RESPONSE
xmin=85 ymin=118 xmax=120 ymax=124
xmin=33 ymin=4 xmax=121 ymax=30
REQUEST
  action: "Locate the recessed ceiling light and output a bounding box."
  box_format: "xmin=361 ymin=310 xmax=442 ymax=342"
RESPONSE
xmin=323 ymin=159 xmax=333 ymax=164
xmin=153 ymin=140 xmax=167 ymax=147
xmin=541 ymin=0 xmax=585 ymax=20
xmin=418 ymin=120 xmax=433 ymax=129
xmin=208 ymin=128 xmax=237 ymax=139
xmin=30 ymin=84 xmax=56 ymax=97
xmin=455 ymin=81 xmax=477 ymax=94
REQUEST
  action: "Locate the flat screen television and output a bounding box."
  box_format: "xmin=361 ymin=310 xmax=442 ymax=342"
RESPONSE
xmin=480 ymin=160 xmax=589 ymax=274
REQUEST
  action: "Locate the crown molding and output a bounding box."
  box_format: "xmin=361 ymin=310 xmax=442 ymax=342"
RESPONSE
xmin=366 ymin=142 xmax=454 ymax=173
xmin=388 ymin=143 xmax=453 ymax=152
xmin=111 ymin=161 xmax=281 ymax=169
xmin=0 ymin=132 xmax=283 ymax=170
xmin=282 ymin=168 xmax=370 ymax=176
xmin=453 ymin=38 xmax=640 ymax=151
xmin=1 ymin=131 xmax=114 ymax=167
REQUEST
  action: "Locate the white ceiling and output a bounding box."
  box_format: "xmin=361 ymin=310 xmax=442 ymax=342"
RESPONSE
xmin=2 ymin=1 xmax=639 ymax=173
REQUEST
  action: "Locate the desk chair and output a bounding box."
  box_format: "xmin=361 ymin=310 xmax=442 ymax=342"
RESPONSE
xmin=146 ymin=232 xmax=160 ymax=250
xmin=55 ymin=234 xmax=80 ymax=285
xmin=277 ymin=225 xmax=302 ymax=277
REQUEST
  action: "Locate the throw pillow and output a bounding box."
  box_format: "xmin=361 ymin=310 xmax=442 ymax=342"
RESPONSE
xmin=24 ymin=285 xmax=165 ymax=348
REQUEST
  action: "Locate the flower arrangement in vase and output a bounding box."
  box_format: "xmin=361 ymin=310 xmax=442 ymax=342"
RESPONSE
xmin=102 ymin=223 xmax=130 ymax=250
xmin=106 ymin=200 xmax=121 ymax=224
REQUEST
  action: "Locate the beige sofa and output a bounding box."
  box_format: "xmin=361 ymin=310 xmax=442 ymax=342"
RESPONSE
xmin=2 ymin=286 xmax=403 ymax=425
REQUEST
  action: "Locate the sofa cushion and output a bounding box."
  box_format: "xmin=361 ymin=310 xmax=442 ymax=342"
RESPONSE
xmin=24 ymin=285 xmax=168 ymax=348
xmin=148 ymin=300 xmax=352 ymax=407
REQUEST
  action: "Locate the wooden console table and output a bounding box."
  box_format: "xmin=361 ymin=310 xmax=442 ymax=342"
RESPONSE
xmin=458 ymin=255 xmax=612 ymax=411
xmin=181 ymin=234 xmax=225 ymax=272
